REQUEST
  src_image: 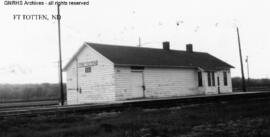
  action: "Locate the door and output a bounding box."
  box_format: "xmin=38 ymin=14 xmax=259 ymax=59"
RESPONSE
xmin=73 ymin=58 xmax=80 ymax=104
xmin=67 ymin=64 xmax=79 ymax=104
xmin=67 ymin=84 xmax=78 ymax=104
xmin=130 ymin=72 xmax=144 ymax=99
xmin=217 ymin=77 xmax=220 ymax=94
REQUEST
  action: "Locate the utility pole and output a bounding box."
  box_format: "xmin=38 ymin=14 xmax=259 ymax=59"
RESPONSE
xmin=237 ymin=27 xmax=246 ymax=92
xmin=57 ymin=4 xmax=65 ymax=105
xmin=246 ymin=56 xmax=250 ymax=86
xmin=138 ymin=37 xmax=141 ymax=47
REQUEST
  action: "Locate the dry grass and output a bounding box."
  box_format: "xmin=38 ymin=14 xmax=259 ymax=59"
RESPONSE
xmin=1 ymin=99 xmax=270 ymax=137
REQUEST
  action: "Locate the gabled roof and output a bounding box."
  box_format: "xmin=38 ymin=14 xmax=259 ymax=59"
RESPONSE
xmin=64 ymin=42 xmax=234 ymax=71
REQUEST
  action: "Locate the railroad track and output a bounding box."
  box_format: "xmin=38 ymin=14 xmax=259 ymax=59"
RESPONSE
xmin=0 ymin=91 xmax=270 ymax=117
xmin=0 ymin=100 xmax=59 ymax=109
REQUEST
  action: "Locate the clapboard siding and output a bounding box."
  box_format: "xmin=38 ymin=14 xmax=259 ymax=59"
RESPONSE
xmin=144 ymin=68 xmax=203 ymax=97
xmin=204 ymin=70 xmax=232 ymax=94
xmin=65 ymin=43 xmax=233 ymax=104
xmin=114 ymin=67 xmax=133 ymax=100
xmin=65 ymin=45 xmax=115 ymax=104
xmin=66 ymin=61 xmax=78 ymax=104
xmin=218 ymin=70 xmax=232 ymax=93
xmin=115 ymin=67 xmax=204 ymax=100
xmin=77 ymin=46 xmax=115 ymax=103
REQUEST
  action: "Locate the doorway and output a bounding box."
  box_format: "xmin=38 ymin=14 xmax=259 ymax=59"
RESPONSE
xmin=217 ymin=76 xmax=220 ymax=94
xmin=130 ymin=72 xmax=144 ymax=99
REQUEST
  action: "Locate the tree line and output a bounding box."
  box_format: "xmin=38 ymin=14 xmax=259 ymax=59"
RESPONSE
xmin=232 ymin=77 xmax=270 ymax=91
xmin=0 ymin=78 xmax=269 ymax=102
xmin=0 ymin=83 xmax=66 ymax=102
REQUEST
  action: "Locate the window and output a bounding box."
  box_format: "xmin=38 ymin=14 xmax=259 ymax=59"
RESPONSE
xmin=207 ymin=71 xmax=216 ymax=87
xmin=212 ymin=72 xmax=215 ymax=86
xmin=131 ymin=66 xmax=144 ymax=70
xmin=85 ymin=67 xmax=91 ymax=73
xmin=131 ymin=66 xmax=144 ymax=72
xmin=207 ymin=72 xmax=211 ymax=86
xmin=223 ymin=72 xmax=228 ymax=86
xmin=198 ymin=72 xmax=203 ymax=87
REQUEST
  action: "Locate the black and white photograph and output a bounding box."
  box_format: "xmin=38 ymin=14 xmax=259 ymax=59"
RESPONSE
xmin=0 ymin=0 xmax=270 ymax=136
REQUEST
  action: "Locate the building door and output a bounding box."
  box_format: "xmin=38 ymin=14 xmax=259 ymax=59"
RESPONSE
xmin=74 ymin=59 xmax=80 ymax=104
xmin=130 ymin=72 xmax=144 ymax=99
xmin=67 ymin=64 xmax=79 ymax=105
xmin=217 ymin=76 xmax=220 ymax=94
xmin=67 ymin=86 xmax=78 ymax=104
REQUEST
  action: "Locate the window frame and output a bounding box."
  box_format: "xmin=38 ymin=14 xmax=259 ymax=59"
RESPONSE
xmin=85 ymin=67 xmax=91 ymax=73
xmin=198 ymin=72 xmax=203 ymax=87
xmin=223 ymin=71 xmax=228 ymax=86
xmin=212 ymin=72 xmax=215 ymax=86
xmin=207 ymin=72 xmax=211 ymax=86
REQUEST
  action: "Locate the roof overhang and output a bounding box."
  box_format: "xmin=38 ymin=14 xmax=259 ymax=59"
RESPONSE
xmin=202 ymin=67 xmax=232 ymax=72
xmin=114 ymin=64 xmax=198 ymax=69
xmin=63 ymin=42 xmax=88 ymax=71
xmin=114 ymin=64 xmax=233 ymax=71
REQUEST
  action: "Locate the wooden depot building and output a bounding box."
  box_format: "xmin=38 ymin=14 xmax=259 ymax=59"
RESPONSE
xmin=63 ymin=42 xmax=234 ymax=104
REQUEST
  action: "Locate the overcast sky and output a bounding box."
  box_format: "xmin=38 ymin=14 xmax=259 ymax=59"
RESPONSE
xmin=0 ymin=0 xmax=269 ymax=83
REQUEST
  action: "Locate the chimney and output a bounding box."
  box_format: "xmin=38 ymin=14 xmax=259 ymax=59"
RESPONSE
xmin=186 ymin=44 xmax=193 ymax=53
xmin=163 ymin=41 xmax=170 ymax=50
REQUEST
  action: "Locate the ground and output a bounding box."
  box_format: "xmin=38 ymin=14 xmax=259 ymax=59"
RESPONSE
xmin=0 ymin=99 xmax=270 ymax=137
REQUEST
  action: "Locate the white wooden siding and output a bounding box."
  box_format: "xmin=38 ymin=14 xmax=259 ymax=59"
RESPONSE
xmin=114 ymin=67 xmax=134 ymax=100
xmin=66 ymin=45 xmax=233 ymax=103
xmin=65 ymin=45 xmax=115 ymax=104
xmin=66 ymin=61 xmax=78 ymax=104
xmin=204 ymin=70 xmax=232 ymax=94
xmin=115 ymin=67 xmax=205 ymax=100
xmin=130 ymin=72 xmax=144 ymax=98
xmin=219 ymin=70 xmax=232 ymax=93
xmin=144 ymin=68 xmax=204 ymax=97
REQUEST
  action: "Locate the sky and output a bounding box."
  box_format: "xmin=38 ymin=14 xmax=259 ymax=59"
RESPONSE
xmin=0 ymin=0 xmax=269 ymax=84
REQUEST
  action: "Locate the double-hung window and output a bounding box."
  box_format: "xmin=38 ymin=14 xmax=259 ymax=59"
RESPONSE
xmin=223 ymin=72 xmax=228 ymax=86
xmin=198 ymin=72 xmax=203 ymax=87
xmin=207 ymin=72 xmax=216 ymax=87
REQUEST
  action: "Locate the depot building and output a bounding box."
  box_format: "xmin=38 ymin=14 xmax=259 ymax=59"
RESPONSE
xmin=63 ymin=42 xmax=234 ymax=104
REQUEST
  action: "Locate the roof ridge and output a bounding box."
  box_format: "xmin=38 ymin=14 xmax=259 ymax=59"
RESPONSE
xmin=64 ymin=42 xmax=233 ymax=71
xmin=86 ymin=42 xmax=207 ymax=54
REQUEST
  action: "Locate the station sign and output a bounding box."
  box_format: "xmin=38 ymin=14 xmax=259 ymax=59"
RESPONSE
xmin=78 ymin=60 xmax=98 ymax=68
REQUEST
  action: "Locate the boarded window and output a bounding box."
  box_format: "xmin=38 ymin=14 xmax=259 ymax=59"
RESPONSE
xmin=198 ymin=72 xmax=203 ymax=87
xmin=212 ymin=72 xmax=215 ymax=86
xmin=207 ymin=72 xmax=211 ymax=86
xmin=85 ymin=67 xmax=91 ymax=73
xmin=223 ymin=72 xmax=228 ymax=86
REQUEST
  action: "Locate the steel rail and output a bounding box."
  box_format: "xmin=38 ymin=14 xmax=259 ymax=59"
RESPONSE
xmin=0 ymin=91 xmax=269 ymax=117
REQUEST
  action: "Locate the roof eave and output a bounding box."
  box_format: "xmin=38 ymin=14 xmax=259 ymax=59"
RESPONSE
xmin=114 ymin=64 xmax=233 ymax=70
xmin=63 ymin=42 xmax=88 ymax=71
xmin=114 ymin=64 xmax=198 ymax=69
xmin=202 ymin=66 xmax=233 ymax=71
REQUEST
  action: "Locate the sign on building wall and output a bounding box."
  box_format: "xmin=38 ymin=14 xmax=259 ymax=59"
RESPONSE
xmin=78 ymin=60 xmax=98 ymax=68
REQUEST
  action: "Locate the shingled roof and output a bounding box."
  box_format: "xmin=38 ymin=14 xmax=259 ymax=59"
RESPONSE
xmin=63 ymin=42 xmax=233 ymax=71
xmin=85 ymin=42 xmax=233 ymax=71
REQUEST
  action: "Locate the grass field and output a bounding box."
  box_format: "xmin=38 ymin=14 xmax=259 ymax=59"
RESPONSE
xmin=1 ymin=99 xmax=270 ymax=137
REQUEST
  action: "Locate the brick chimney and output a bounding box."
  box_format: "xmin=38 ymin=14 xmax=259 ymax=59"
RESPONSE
xmin=163 ymin=41 xmax=170 ymax=50
xmin=186 ymin=44 xmax=193 ymax=53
